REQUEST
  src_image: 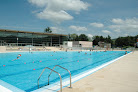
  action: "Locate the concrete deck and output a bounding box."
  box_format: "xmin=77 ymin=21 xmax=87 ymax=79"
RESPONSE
xmin=62 ymin=51 xmax=138 ymax=92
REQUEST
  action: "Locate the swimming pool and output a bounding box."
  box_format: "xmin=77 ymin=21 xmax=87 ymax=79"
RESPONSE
xmin=0 ymin=51 xmax=130 ymax=92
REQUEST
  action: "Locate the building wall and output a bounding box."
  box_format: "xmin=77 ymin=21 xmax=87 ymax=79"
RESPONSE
xmin=68 ymin=41 xmax=73 ymax=47
xmin=98 ymin=41 xmax=111 ymax=48
xmin=63 ymin=41 xmax=93 ymax=48
xmin=79 ymin=41 xmax=92 ymax=47
xmin=0 ymin=46 xmax=6 ymax=52
xmin=72 ymin=41 xmax=80 ymax=47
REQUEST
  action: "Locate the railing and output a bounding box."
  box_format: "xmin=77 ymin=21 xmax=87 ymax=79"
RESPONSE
xmin=48 ymin=65 xmax=72 ymax=88
xmin=37 ymin=65 xmax=72 ymax=92
xmin=37 ymin=67 xmax=62 ymax=92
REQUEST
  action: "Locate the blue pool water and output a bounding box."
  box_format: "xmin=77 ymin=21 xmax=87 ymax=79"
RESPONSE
xmin=0 ymin=51 xmax=130 ymax=91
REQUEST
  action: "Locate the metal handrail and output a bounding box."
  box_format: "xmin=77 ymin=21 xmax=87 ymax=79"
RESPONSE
xmin=48 ymin=65 xmax=72 ymax=88
xmin=37 ymin=67 xmax=62 ymax=92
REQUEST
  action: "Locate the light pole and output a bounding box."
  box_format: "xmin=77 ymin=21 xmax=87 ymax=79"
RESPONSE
xmin=17 ymin=37 xmax=18 ymax=46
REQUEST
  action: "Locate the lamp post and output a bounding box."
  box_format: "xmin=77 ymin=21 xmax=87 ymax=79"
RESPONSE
xmin=17 ymin=37 xmax=18 ymax=46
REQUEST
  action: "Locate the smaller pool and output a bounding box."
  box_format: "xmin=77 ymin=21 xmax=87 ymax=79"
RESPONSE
xmin=0 ymin=51 xmax=131 ymax=92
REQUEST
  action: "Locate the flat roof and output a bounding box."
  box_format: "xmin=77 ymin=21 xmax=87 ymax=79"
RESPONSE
xmin=0 ymin=29 xmax=67 ymax=36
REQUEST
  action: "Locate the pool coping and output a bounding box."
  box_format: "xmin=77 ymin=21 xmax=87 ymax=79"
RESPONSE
xmin=0 ymin=51 xmax=131 ymax=92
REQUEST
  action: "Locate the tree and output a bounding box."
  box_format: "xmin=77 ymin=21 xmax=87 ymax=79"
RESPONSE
xmin=105 ymin=35 xmax=113 ymax=45
xmin=44 ymin=27 xmax=52 ymax=33
xmin=67 ymin=34 xmax=72 ymax=41
xmin=100 ymin=36 xmax=104 ymax=42
xmin=67 ymin=34 xmax=79 ymax=41
xmin=92 ymin=36 xmax=100 ymax=45
xmin=70 ymin=34 xmax=78 ymax=41
xmin=115 ymin=35 xmax=137 ymax=47
xmin=78 ymin=34 xmax=89 ymax=41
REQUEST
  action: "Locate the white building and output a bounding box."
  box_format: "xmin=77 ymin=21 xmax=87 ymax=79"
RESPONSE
xmin=63 ymin=41 xmax=93 ymax=47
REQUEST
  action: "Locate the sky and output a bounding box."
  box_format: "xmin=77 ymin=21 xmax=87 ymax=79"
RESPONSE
xmin=0 ymin=0 xmax=138 ymax=38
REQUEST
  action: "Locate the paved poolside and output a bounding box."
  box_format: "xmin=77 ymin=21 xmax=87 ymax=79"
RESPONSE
xmin=62 ymin=51 xmax=138 ymax=92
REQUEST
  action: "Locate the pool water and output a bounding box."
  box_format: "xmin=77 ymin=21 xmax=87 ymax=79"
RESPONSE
xmin=0 ymin=51 xmax=130 ymax=92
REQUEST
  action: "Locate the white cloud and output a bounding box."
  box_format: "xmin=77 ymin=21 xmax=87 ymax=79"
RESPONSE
xmin=51 ymin=27 xmax=65 ymax=33
xmin=114 ymin=29 xmax=121 ymax=32
xmin=112 ymin=18 xmax=124 ymax=24
xmin=124 ymin=34 xmax=128 ymax=36
xmin=69 ymin=25 xmax=87 ymax=31
xmin=109 ymin=18 xmax=138 ymax=32
xmin=90 ymin=22 xmax=104 ymax=28
xmin=28 ymin=0 xmax=47 ymax=7
xmin=37 ymin=10 xmax=73 ymax=23
xmin=28 ymin=0 xmax=90 ymax=23
xmin=87 ymin=34 xmax=93 ymax=37
xmin=102 ymin=30 xmax=111 ymax=34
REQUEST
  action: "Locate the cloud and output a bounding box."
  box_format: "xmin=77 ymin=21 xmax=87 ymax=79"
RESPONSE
xmin=51 ymin=27 xmax=65 ymax=33
xmin=114 ymin=29 xmax=121 ymax=32
xmin=109 ymin=18 xmax=138 ymax=32
xmin=90 ymin=22 xmax=104 ymax=28
xmin=102 ymin=30 xmax=111 ymax=34
xmin=69 ymin=25 xmax=87 ymax=31
xmin=28 ymin=0 xmax=90 ymax=23
xmin=112 ymin=18 xmax=124 ymax=24
xmin=87 ymin=34 xmax=93 ymax=37
xmin=0 ymin=25 xmax=42 ymax=30
xmin=37 ymin=10 xmax=73 ymax=23
xmin=124 ymin=34 xmax=128 ymax=36
xmin=28 ymin=0 xmax=47 ymax=7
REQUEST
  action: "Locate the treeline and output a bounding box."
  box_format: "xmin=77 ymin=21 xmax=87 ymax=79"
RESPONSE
xmin=68 ymin=34 xmax=89 ymax=41
xmin=92 ymin=35 xmax=113 ymax=45
xmin=115 ymin=35 xmax=138 ymax=48
xmin=67 ymin=33 xmax=138 ymax=48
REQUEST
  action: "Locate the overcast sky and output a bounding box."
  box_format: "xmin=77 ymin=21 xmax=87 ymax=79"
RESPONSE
xmin=0 ymin=0 xmax=138 ymax=38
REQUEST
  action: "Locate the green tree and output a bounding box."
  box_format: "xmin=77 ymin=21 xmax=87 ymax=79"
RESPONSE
xmin=105 ymin=35 xmax=113 ymax=45
xmin=100 ymin=36 xmax=104 ymax=42
xmin=78 ymin=34 xmax=89 ymax=41
xmin=115 ymin=35 xmax=137 ymax=47
xmin=44 ymin=27 xmax=52 ymax=33
xmin=70 ymin=34 xmax=78 ymax=41
xmin=67 ymin=34 xmax=79 ymax=41
xmin=92 ymin=36 xmax=100 ymax=45
xmin=93 ymin=36 xmax=105 ymax=45
xmin=67 ymin=34 xmax=72 ymax=41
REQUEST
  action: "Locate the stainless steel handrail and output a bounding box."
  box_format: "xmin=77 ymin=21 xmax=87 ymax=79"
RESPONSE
xmin=37 ymin=67 xmax=62 ymax=92
xmin=48 ymin=65 xmax=72 ymax=88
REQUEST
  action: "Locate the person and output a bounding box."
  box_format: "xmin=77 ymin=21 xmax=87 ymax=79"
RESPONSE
xmin=125 ymin=51 xmax=127 ymax=55
xmin=12 ymin=56 xmax=19 ymax=61
xmin=18 ymin=54 xmax=21 ymax=56
xmin=12 ymin=54 xmax=21 ymax=61
xmin=17 ymin=57 xmax=19 ymax=59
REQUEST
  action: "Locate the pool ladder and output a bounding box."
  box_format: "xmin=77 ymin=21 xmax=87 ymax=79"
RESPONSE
xmin=37 ymin=65 xmax=72 ymax=92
